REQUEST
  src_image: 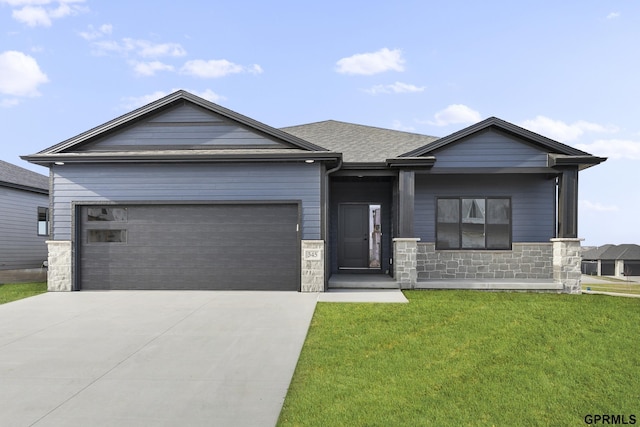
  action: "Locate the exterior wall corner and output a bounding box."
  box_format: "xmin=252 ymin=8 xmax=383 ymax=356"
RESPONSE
xmin=393 ymin=238 xmax=420 ymax=289
xmin=46 ymin=240 xmax=73 ymax=291
xmin=301 ymin=240 xmax=324 ymax=292
xmin=551 ymin=238 xmax=583 ymax=294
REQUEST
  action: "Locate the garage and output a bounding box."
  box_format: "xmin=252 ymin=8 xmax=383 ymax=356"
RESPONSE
xmin=78 ymin=203 xmax=300 ymax=291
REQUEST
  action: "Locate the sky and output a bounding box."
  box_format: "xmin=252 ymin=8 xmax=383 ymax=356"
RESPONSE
xmin=1 ymin=0 xmax=638 ymax=247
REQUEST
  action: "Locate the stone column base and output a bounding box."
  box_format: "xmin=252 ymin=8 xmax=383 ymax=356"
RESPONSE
xmin=301 ymin=240 xmax=324 ymax=292
xmin=393 ymin=238 xmax=420 ymax=289
xmin=551 ymin=238 xmax=583 ymax=294
xmin=46 ymin=241 xmax=73 ymax=291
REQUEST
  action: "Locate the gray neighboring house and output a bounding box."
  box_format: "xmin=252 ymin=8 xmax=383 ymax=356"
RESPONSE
xmin=23 ymin=90 xmax=605 ymax=293
xmin=0 ymin=160 xmax=49 ymax=277
xmin=582 ymin=244 xmax=640 ymax=277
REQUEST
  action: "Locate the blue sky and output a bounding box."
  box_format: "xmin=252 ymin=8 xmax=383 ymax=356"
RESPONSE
xmin=1 ymin=0 xmax=638 ymax=246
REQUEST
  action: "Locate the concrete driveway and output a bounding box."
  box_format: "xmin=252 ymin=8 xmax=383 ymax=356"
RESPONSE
xmin=0 ymin=291 xmax=318 ymax=427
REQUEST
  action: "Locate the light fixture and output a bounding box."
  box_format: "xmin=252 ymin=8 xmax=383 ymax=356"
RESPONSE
xmin=54 ymin=162 xmax=65 ymax=165
xmin=305 ymin=160 xmax=315 ymax=163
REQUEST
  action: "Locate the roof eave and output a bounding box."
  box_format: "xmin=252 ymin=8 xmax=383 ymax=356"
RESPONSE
xmin=0 ymin=180 xmax=48 ymax=194
xmin=548 ymin=154 xmax=607 ymax=170
xmin=386 ymin=156 xmax=436 ymax=169
xmin=21 ymin=151 xmax=342 ymax=166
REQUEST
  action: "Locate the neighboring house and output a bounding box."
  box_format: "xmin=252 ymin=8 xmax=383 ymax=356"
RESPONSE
xmin=23 ymin=90 xmax=605 ymax=293
xmin=0 ymin=160 xmax=49 ymax=274
xmin=582 ymin=244 xmax=640 ymax=277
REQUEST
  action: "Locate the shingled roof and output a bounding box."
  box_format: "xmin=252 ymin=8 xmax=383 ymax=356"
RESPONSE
xmin=0 ymin=160 xmax=48 ymax=193
xmin=583 ymin=244 xmax=640 ymax=261
xmin=281 ymin=120 xmax=438 ymax=163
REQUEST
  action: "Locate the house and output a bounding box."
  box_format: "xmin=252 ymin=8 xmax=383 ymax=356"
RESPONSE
xmin=0 ymin=160 xmax=49 ymax=282
xmin=23 ymin=90 xmax=605 ymax=293
xmin=582 ymin=244 xmax=640 ymax=277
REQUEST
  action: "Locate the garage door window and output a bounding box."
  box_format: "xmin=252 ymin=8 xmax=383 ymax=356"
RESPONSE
xmin=88 ymin=229 xmax=127 ymax=243
xmin=88 ymin=207 xmax=127 ymax=222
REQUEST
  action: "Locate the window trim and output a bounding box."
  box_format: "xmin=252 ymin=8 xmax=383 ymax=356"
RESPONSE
xmin=436 ymin=197 xmax=512 ymax=250
xmin=37 ymin=206 xmax=49 ymax=237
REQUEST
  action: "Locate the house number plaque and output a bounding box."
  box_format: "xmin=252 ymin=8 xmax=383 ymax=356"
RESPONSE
xmin=303 ymin=250 xmax=322 ymax=261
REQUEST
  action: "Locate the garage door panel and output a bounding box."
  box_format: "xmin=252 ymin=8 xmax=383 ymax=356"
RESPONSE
xmin=79 ymin=204 xmax=299 ymax=290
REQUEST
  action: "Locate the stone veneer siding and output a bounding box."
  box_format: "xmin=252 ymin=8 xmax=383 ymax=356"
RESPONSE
xmin=301 ymin=240 xmax=324 ymax=292
xmin=393 ymin=238 xmax=419 ymax=289
xmin=46 ymin=240 xmax=72 ymax=291
xmin=417 ymin=242 xmax=553 ymax=280
xmin=552 ymin=238 xmax=582 ymax=294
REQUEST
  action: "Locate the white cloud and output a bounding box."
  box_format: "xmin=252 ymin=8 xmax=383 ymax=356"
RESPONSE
xmin=519 ymin=116 xmax=617 ymax=142
xmin=0 ymin=98 xmax=21 ymax=108
xmin=391 ymin=120 xmax=416 ymax=132
xmin=0 ymin=50 xmax=49 ymax=97
xmin=607 ymin=12 xmax=620 ymax=19
xmin=426 ymin=104 xmax=482 ymax=127
xmin=120 ymin=88 xmax=225 ymax=110
xmin=180 ymin=59 xmax=263 ymax=78
xmin=574 ymin=139 xmax=640 ymax=160
xmin=580 ymin=200 xmax=619 ymax=212
xmin=130 ymin=60 xmax=174 ymax=77
xmin=2 ymin=0 xmax=87 ymax=27
xmin=336 ymin=48 xmax=405 ymax=75
xmin=91 ymin=38 xmax=187 ymax=58
xmin=79 ymin=23 xmax=113 ymax=41
xmin=364 ymin=81 xmax=425 ymax=95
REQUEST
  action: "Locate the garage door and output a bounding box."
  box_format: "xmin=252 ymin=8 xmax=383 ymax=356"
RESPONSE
xmin=78 ymin=203 xmax=299 ymax=290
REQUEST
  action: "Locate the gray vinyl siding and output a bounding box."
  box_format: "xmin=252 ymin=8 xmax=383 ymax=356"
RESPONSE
xmin=51 ymin=162 xmax=321 ymax=240
xmin=0 ymin=186 xmax=48 ymax=270
xmin=415 ymin=175 xmax=555 ymax=243
xmin=77 ymin=103 xmax=288 ymax=150
xmin=431 ymin=129 xmax=548 ymax=169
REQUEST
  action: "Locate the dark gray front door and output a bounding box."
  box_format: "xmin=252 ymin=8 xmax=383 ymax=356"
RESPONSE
xmin=78 ymin=203 xmax=299 ymax=291
xmin=338 ymin=204 xmax=369 ymax=268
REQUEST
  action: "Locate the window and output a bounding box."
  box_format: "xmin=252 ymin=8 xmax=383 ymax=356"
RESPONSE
xmin=88 ymin=230 xmax=127 ymax=243
xmin=436 ymin=198 xmax=511 ymax=250
xmin=87 ymin=207 xmax=127 ymax=222
xmin=37 ymin=207 xmax=49 ymax=236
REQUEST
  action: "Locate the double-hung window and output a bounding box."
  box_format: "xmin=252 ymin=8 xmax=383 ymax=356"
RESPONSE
xmin=436 ymin=197 xmax=511 ymax=249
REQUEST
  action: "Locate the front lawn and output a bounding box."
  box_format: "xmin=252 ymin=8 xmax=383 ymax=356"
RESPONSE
xmin=279 ymin=291 xmax=640 ymax=426
xmin=582 ymin=279 xmax=640 ymax=296
xmin=0 ymin=282 xmax=47 ymax=305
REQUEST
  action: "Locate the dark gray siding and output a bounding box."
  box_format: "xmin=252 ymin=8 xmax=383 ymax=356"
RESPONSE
xmin=77 ymin=103 xmax=289 ymax=150
xmin=415 ymin=174 xmax=555 ymax=243
xmin=0 ymin=187 xmax=48 ymax=270
xmin=51 ymin=162 xmax=321 ymax=241
xmin=431 ymin=129 xmax=548 ymax=169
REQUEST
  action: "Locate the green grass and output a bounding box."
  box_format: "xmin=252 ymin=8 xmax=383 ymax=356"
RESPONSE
xmin=279 ymin=291 xmax=640 ymax=426
xmin=0 ymin=282 xmax=47 ymax=304
xmin=582 ymin=279 xmax=640 ymax=295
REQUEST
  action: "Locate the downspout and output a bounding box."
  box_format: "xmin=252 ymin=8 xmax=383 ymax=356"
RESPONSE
xmin=322 ymin=158 xmax=343 ymax=291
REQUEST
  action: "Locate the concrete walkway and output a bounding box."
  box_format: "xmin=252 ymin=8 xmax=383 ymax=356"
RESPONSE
xmin=0 ymin=291 xmax=318 ymax=427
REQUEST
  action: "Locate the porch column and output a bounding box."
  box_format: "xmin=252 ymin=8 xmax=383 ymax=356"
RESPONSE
xmin=557 ymin=167 xmax=578 ymax=238
xmin=398 ymin=170 xmax=415 ymax=238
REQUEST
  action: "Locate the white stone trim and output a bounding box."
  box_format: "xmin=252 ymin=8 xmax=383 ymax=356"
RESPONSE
xmin=46 ymin=241 xmax=72 ymax=292
xmin=301 ymin=240 xmax=324 ymax=292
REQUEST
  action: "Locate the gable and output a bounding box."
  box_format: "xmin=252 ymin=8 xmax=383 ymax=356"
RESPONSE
xmin=431 ymin=128 xmax=548 ymax=169
xmin=75 ymin=102 xmax=294 ymax=152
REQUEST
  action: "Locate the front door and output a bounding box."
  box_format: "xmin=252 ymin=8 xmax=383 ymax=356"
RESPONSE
xmin=338 ymin=203 xmax=382 ymax=270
